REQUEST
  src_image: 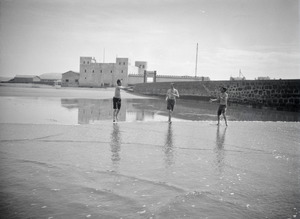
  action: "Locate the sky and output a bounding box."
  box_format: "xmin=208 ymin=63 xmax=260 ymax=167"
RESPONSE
xmin=0 ymin=0 xmax=299 ymax=80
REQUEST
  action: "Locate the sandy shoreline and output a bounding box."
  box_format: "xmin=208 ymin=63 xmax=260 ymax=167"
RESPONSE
xmin=0 ymin=121 xmax=299 ymax=218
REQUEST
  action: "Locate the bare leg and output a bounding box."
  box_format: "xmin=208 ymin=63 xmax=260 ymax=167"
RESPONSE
xmin=223 ymin=113 xmax=228 ymax=126
xmin=168 ymin=110 xmax=172 ymax=123
xmin=115 ymin=109 xmax=120 ymax=121
xmin=217 ymin=115 xmax=220 ymax=125
xmin=113 ymin=109 xmax=116 ymax=122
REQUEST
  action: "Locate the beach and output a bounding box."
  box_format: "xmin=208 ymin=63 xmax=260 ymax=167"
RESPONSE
xmin=0 ymin=84 xmax=299 ymax=218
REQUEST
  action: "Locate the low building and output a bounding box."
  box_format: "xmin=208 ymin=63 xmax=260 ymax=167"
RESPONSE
xmin=10 ymin=75 xmax=41 ymax=83
xmin=39 ymin=73 xmax=62 ymax=85
xmin=0 ymin=76 xmax=13 ymax=82
xmin=256 ymin=76 xmax=271 ymax=80
xmin=62 ymin=71 xmax=80 ymax=87
xmin=230 ymin=76 xmax=246 ymax=81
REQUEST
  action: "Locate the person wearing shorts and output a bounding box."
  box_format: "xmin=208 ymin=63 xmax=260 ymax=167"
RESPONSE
xmin=217 ymin=104 xmax=227 ymax=117
xmin=210 ymin=87 xmax=228 ymax=126
xmin=167 ymin=99 xmax=175 ymax=111
xmin=113 ymin=79 xmax=124 ymax=122
xmin=113 ymin=97 xmax=121 ymax=110
xmin=166 ymin=83 xmax=179 ymax=123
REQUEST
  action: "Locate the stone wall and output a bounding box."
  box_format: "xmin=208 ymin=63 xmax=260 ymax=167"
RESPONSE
xmin=133 ymin=79 xmax=300 ymax=111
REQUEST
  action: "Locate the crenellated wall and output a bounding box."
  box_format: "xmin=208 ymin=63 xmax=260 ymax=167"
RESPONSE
xmin=133 ymin=80 xmax=300 ymax=111
xmin=128 ymin=74 xmax=209 ymax=85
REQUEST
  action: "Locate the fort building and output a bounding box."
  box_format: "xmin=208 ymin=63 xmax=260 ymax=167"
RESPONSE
xmin=79 ymin=56 xmax=209 ymax=87
xmin=79 ymin=57 xmax=145 ymax=87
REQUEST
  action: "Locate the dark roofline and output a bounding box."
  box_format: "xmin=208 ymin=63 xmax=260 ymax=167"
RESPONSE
xmin=15 ymin=75 xmax=40 ymax=79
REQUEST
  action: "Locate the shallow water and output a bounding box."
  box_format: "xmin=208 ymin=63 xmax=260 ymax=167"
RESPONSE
xmin=0 ymin=97 xmax=299 ymax=125
xmin=0 ymin=96 xmax=299 ymax=218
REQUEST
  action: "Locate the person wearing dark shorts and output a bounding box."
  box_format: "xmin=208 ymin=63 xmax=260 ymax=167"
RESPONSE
xmin=113 ymin=97 xmax=121 ymax=110
xmin=210 ymin=87 xmax=228 ymax=126
xmin=166 ymin=83 xmax=179 ymax=123
xmin=167 ymin=99 xmax=175 ymax=111
xmin=113 ymin=79 xmax=124 ymax=122
xmin=217 ymin=104 xmax=227 ymax=116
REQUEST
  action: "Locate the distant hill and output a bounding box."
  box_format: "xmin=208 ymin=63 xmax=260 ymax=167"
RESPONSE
xmin=39 ymin=73 xmax=62 ymax=80
xmin=0 ymin=76 xmax=13 ymax=82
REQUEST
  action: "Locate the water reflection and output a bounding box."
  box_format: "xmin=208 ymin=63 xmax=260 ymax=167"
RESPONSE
xmin=163 ymin=124 xmax=175 ymax=168
xmin=60 ymin=98 xmax=300 ymax=124
xmin=110 ymin=123 xmax=121 ymax=171
xmin=61 ymin=99 xmax=125 ymax=124
xmin=214 ymin=126 xmax=227 ymax=174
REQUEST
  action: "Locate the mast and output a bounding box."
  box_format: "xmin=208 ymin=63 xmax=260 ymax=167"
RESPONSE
xmin=103 ymin=48 xmax=105 ymax=63
xmin=195 ymin=43 xmax=198 ymax=77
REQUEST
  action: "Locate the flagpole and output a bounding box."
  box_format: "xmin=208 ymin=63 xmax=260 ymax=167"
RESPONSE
xmin=195 ymin=43 xmax=198 ymax=77
xmin=103 ymin=48 xmax=105 ymax=63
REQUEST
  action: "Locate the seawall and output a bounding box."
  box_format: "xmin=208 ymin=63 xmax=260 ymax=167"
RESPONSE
xmin=133 ymin=79 xmax=300 ymax=111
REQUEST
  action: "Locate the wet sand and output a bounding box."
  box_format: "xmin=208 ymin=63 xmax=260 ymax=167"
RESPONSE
xmin=0 ymin=85 xmax=299 ymax=218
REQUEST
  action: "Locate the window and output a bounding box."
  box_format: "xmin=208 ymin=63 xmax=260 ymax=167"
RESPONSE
xmin=111 ymin=70 xmax=113 ymax=73
xmin=87 ymin=61 xmax=89 ymax=64
xmin=92 ymin=70 xmax=94 ymax=73
xmin=123 ymin=62 xmax=125 ymax=65
xmin=143 ymin=65 xmax=145 ymax=68
xmin=119 ymin=62 xmax=121 ymax=65
xmin=121 ymin=70 xmax=123 ymax=73
xmin=75 ymin=79 xmax=78 ymax=82
xmin=66 ymin=79 xmax=69 ymax=82
xmin=100 ymin=70 xmax=102 ymax=73
xmin=83 ymin=61 xmax=85 ymax=64
xmin=84 ymin=69 xmax=86 ymax=73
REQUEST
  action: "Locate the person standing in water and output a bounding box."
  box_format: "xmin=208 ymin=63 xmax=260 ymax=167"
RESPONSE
xmin=166 ymin=83 xmax=179 ymax=123
xmin=113 ymin=79 xmax=124 ymax=122
xmin=210 ymin=87 xmax=228 ymax=126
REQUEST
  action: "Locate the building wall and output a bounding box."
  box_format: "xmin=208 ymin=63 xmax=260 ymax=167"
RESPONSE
xmin=79 ymin=57 xmax=102 ymax=87
xmin=79 ymin=57 xmax=134 ymax=87
xmin=127 ymin=74 xmax=208 ymax=85
xmin=114 ymin=58 xmax=131 ymax=86
xmin=99 ymin=63 xmax=115 ymax=87
xmin=133 ymin=80 xmax=300 ymax=111
xmin=128 ymin=75 xmax=144 ymax=85
xmin=62 ymin=71 xmax=80 ymax=87
xmin=128 ymin=65 xmax=139 ymax=75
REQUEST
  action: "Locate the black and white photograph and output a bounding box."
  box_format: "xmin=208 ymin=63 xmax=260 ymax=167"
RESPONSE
xmin=0 ymin=0 xmax=299 ymax=218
